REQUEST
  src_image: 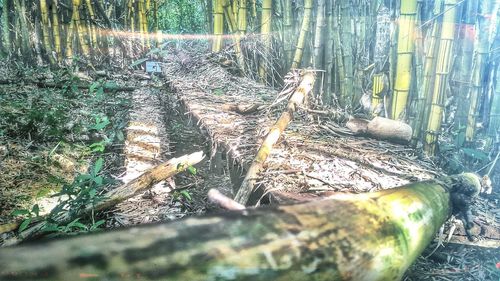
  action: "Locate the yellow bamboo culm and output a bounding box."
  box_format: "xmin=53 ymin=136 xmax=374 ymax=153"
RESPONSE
xmin=145 ymin=0 xmax=151 ymax=48
xmin=84 ymin=0 xmax=97 ymax=48
xmin=291 ymin=0 xmax=313 ymax=69
xmin=258 ymin=0 xmax=272 ymax=81
xmin=223 ymin=0 xmax=236 ymax=33
xmin=66 ymin=17 xmax=75 ymax=59
xmin=212 ymin=0 xmax=224 ymax=52
xmin=390 ymin=0 xmax=417 ymax=120
xmin=51 ymin=0 xmax=61 ymax=60
xmin=129 ymin=0 xmax=135 ymax=33
xmin=39 ymin=0 xmax=55 ymax=63
xmin=153 ymin=0 xmax=159 ymax=47
xmin=424 ymin=0 xmax=458 ymax=154
xmin=137 ymin=0 xmax=145 ymax=48
xmin=71 ymin=0 xmax=89 ymax=56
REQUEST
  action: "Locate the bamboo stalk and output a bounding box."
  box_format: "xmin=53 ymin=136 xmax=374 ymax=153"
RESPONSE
xmin=234 ymin=0 xmax=247 ymax=72
xmin=414 ymin=9 xmax=442 ymax=144
xmin=1 ymin=0 xmax=11 ymax=54
xmin=465 ymin=0 xmax=494 ymax=141
xmin=0 ymin=174 xmax=482 ymax=281
xmin=323 ymin=0 xmax=334 ymax=105
xmin=371 ymin=5 xmax=391 ymax=116
xmin=451 ymin=0 xmax=478 ymax=136
xmin=258 ymin=0 xmax=272 ymax=81
xmin=333 ymin=1 xmax=346 ymax=107
xmin=39 ymin=0 xmax=55 ymax=63
xmin=390 ymin=0 xmax=418 ymax=120
xmin=340 ymin=0 xmax=354 ymax=107
xmin=234 ymin=72 xmax=315 ymax=205
xmin=51 ymin=0 xmax=62 ymax=60
xmin=283 ymin=0 xmax=293 ymax=69
xmin=212 ymin=0 xmax=224 ymax=52
xmin=291 ymin=0 xmax=313 ymax=69
xmin=424 ymin=0 xmax=459 ymax=155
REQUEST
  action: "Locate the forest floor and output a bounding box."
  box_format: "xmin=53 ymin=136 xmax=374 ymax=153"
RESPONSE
xmin=0 ymin=54 xmax=499 ymax=280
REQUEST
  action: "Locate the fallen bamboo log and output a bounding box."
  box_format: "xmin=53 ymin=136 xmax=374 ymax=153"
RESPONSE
xmin=0 ymin=173 xmax=482 ymax=281
xmin=2 ymin=151 xmax=205 ymax=242
xmin=234 ymin=71 xmax=316 ymax=205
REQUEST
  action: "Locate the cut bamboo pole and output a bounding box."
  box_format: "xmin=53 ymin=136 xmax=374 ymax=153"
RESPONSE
xmin=234 ymin=71 xmax=315 ymax=205
xmin=4 ymin=152 xmax=205 ymax=243
xmin=0 ymin=174 xmax=482 ymax=281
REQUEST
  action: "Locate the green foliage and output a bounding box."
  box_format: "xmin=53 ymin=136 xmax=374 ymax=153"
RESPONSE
xmin=11 ymin=158 xmax=110 ymax=235
xmin=157 ymin=0 xmax=207 ymax=34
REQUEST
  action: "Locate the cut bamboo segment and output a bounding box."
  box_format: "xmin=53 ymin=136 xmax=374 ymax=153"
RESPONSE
xmin=234 ymin=71 xmax=315 ymax=205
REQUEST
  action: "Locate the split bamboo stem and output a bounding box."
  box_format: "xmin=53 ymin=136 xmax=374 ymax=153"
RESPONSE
xmin=234 ymin=71 xmax=315 ymax=205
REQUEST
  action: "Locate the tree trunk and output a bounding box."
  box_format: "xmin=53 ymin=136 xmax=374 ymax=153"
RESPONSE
xmin=0 ymin=173 xmax=482 ymax=281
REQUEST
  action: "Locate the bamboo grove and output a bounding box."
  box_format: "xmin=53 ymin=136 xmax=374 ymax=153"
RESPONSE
xmin=209 ymin=0 xmax=499 ymax=155
xmin=0 ymin=0 xmax=499 ymax=156
xmin=0 ymin=0 xmax=160 ymax=64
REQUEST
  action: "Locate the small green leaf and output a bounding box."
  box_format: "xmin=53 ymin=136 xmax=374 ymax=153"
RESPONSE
xmin=89 ymin=82 xmax=100 ymax=93
xmin=462 ymin=148 xmax=489 ymax=162
xmin=89 ymin=188 xmax=97 ymax=198
xmin=90 ymin=220 xmax=105 ymax=231
xmin=116 ymin=131 xmax=125 ymax=142
xmin=95 ymin=87 xmax=104 ymax=98
xmin=93 ymin=158 xmax=104 ymax=175
xmin=187 ymin=165 xmax=197 ymax=175
xmin=89 ymin=141 xmax=106 ymax=152
xmin=31 ymin=204 xmax=40 ymax=217
xmin=129 ymin=57 xmax=149 ymax=68
xmin=19 ymin=218 xmax=32 ymax=232
xmin=11 ymin=209 xmax=30 ymax=216
xmin=180 ymin=190 xmax=192 ymax=201
xmin=93 ymin=176 xmax=103 ymax=186
xmin=41 ymin=223 xmax=60 ymax=233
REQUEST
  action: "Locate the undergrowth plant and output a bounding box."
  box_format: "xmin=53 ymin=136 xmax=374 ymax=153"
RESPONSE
xmin=6 ymin=69 xmax=129 ymax=236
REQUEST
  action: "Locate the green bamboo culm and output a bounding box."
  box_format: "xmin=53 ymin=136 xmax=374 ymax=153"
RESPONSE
xmin=465 ymin=0 xmax=494 ymax=141
xmin=1 ymin=0 xmax=11 ymax=55
xmin=451 ymin=0 xmax=478 ymax=141
xmin=340 ymin=0 xmax=354 ymax=107
xmin=291 ymin=0 xmax=313 ymax=69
